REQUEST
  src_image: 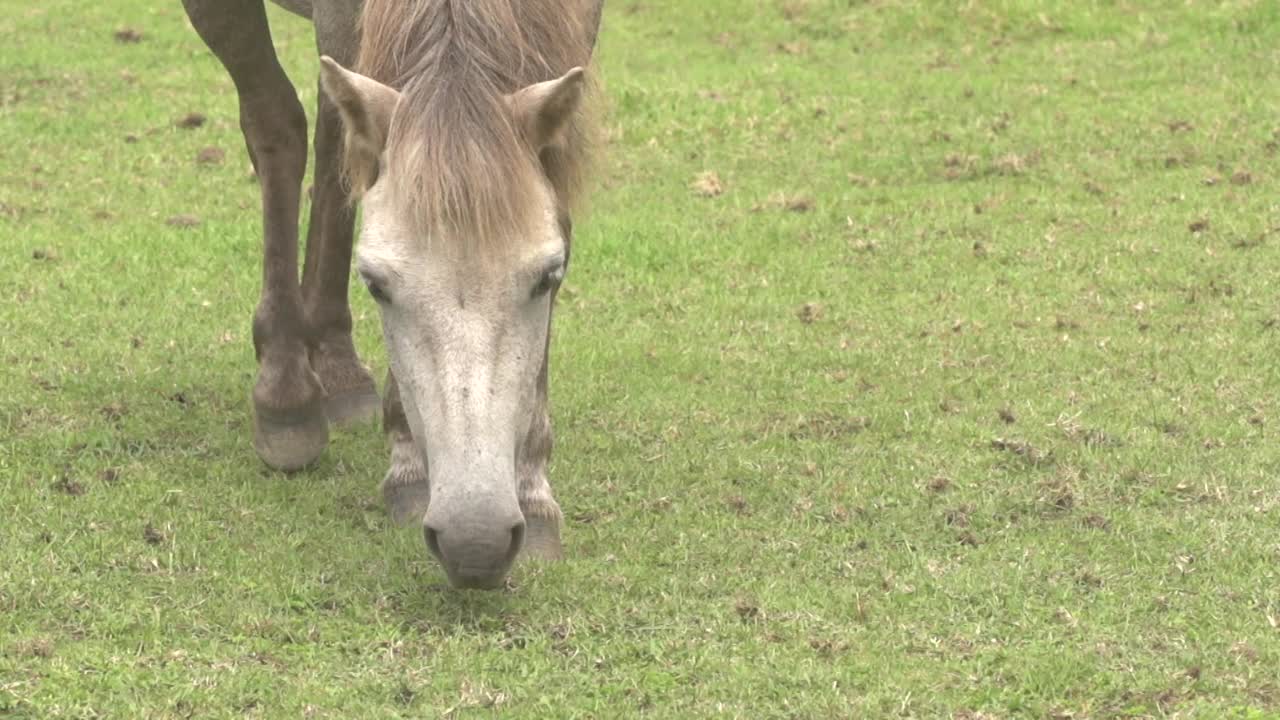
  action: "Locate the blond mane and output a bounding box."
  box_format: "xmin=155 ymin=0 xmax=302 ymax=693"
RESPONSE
xmin=354 ymin=0 xmax=598 ymax=247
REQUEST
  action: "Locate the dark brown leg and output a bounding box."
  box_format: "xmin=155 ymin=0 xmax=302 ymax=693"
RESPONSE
xmin=302 ymin=11 xmax=379 ymax=426
xmin=182 ymin=0 xmax=327 ymax=470
xmin=381 ymin=369 xmax=430 ymax=525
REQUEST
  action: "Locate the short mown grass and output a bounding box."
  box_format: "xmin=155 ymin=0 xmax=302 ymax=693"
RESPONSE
xmin=3 ymin=1 xmax=1280 ymax=717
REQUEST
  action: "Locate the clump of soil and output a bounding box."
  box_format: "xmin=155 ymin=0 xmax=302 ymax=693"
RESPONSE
xmin=734 ymin=598 xmax=761 ymax=622
xmin=196 ymin=147 xmax=225 ymax=165
xmin=796 ymin=302 xmax=824 ymax=324
xmin=53 ymin=476 xmax=85 ymax=496
xmin=143 ymin=523 xmax=166 ymax=545
xmin=175 ymin=112 xmax=206 ymax=129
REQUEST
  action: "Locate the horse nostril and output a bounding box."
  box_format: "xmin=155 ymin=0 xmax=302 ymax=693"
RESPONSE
xmin=423 ymin=525 xmax=442 ymax=560
xmin=506 ymin=520 xmax=526 ymax=565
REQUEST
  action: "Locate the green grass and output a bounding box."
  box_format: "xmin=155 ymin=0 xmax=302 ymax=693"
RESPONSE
xmin=4 ymin=0 xmax=1280 ymax=717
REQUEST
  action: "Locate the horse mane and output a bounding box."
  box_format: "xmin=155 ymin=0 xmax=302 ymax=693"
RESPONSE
xmin=355 ymin=0 xmax=599 ymax=249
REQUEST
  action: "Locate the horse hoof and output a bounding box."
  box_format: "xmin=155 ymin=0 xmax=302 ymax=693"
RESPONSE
xmin=324 ymin=382 xmax=380 ymax=427
xmin=254 ymin=410 xmax=329 ymax=472
xmin=522 ymin=514 xmax=563 ymax=561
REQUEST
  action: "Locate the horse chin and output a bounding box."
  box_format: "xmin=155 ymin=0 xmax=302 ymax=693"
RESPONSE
xmin=443 ymin=567 xmax=511 ymax=591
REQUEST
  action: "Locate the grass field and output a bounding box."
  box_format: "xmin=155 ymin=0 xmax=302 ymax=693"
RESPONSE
xmin=4 ymin=0 xmax=1280 ymax=717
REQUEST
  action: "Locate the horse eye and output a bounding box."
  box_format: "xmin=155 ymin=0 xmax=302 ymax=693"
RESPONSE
xmin=362 ymin=275 xmax=391 ymax=304
xmin=532 ymin=264 xmax=565 ymax=298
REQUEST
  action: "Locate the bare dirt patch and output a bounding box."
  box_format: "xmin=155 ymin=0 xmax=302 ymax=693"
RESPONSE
xmin=992 ymin=151 xmax=1038 ymax=175
xmin=166 ymin=214 xmax=201 ymax=228
xmin=690 ymin=171 xmax=723 ymax=197
xmin=943 ymin=153 xmax=979 ymax=180
xmin=12 ymin=637 xmax=54 ymax=658
xmin=754 ymin=192 xmax=814 ymax=212
xmin=100 ymin=403 xmax=126 ymax=425
xmin=989 ymin=437 xmax=1052 ymax=465
xmin=1052 ymin=415 xmax=1120 ymax=447
xmin=52 ymin=475 xmax=85 ymax=496
xmin=1039 ymin=478 xmax=1075 ymax=512
xmin=944 ymin=505 xmax=972 ymax=528
xmin=1082 ymin=514 xmax=1110 ymax=530
xmin=808 ymin=636 xmax=848 ymax=657
xmin=734 ymin=598 xmax=762 ymax=622
xmin=785 ymin=412 xmax=870 ymax=440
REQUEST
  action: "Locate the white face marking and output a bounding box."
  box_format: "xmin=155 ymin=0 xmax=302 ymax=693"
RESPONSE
xmin=355 ymin=175 xmax=566 ymax=576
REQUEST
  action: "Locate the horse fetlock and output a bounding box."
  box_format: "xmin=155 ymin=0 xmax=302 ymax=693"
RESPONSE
xmin=251 ymin=352 xmax=329 ymax=471
xmin=382 ymin=435 xmax=429 ymax=525
xmin=252 ymin=349 xmax=325 ymax=415
xmin=309 ymin=334 xmax=379 ymax=426
xmin=517 ymin=442 xmax=561 ymax=560
xmin=520 ymin=496 xmax=563 ymax=561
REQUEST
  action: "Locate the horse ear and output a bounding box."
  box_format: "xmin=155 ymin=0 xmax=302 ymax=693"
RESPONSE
xmin=318 ymin=56 xmax=400 ymax=195
xmin=507 ymin=67 xmax=586 ymax=150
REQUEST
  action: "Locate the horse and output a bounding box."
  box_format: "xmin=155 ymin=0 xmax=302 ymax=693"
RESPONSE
xmin=180 ymin=0 xmax=603 ymax=589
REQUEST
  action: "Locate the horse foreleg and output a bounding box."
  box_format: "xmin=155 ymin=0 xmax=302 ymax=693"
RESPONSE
xmin=183 ymin=0 xmax=327 ymax=471
xmin=380 ymin=369 xmax=431 ymax=525
xmin=517 ymin=334 xmax=564 ymax=560
xmin=301 ymin=7 xmax=380 ymax=428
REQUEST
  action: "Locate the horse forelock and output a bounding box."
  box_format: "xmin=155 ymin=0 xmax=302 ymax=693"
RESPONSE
xmin=354 ymin=0 xmax=597 ymax=254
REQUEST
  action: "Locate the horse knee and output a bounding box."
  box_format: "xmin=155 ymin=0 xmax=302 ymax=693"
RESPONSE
xmin=239 ymin=89 xmax=308 ymax=179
